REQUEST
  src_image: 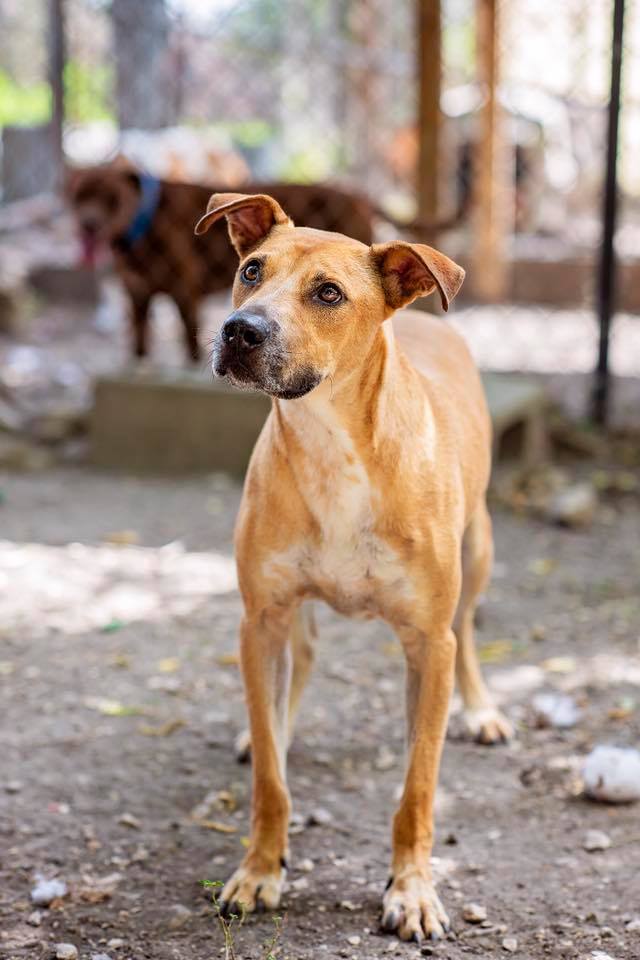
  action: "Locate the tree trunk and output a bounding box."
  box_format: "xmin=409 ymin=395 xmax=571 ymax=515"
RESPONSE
xmin=111 ymin=0 xmax=169 ymax=130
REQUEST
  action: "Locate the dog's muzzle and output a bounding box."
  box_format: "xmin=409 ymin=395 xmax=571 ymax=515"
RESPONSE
xmin=213 ymin=308 xmax=322 ymax=399
xmin=214 ymin=308 xmax=274 ymax=387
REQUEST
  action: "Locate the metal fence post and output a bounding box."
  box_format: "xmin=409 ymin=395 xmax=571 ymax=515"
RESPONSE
xmin=49 ymin=0 xmax=66 ymax=193
xmin=592 ymin=0 xmax=625 ymax=425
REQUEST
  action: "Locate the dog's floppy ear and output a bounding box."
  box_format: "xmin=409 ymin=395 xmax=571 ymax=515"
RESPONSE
xmin=371 ymin=241 xmax=465 ymax=312
xmin=194 ymin=193 xmax=292 ymax=256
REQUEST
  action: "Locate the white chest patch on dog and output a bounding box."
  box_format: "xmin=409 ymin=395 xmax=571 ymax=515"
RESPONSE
xmin=268 ymin=394 xmax=413 ymax=619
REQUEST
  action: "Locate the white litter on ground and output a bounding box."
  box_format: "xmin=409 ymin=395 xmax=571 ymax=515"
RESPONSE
xmin=582 ymin=745 xmax=640 ymax=803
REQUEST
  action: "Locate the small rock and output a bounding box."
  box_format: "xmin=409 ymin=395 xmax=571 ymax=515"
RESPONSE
xmin=374 ymin=746 xmax=396 ymax=771
xmin=30 ymin=877 xmax=68 ymax=906
xmin=530 ymin=623 xmax=547 ymax=642
xmin=463 ymin=902 xmax=487 ymax=924
xmin=583 ymin=829 xmax=611 ymax=852
xmin=583 ymin=746 xmax=640 ymax=803
xmin=547 ymin=482 xmax=597 ymax=528
xmin=107 ymin=940 xmax=124 ymax=950
xmin=91 ymin=955 xmax=113 ymax=960
xmin=168 ymin=904 xmax=192 ymax=930
xmin=55 ymin=945 xmax=78 ymax=960
xmin=306 ymin=807 xmax=333 ymax=826
xmin=339 ymin=900 xmax=359 ymax=911
xmin=502 ymin=937 xmax=518 ymax=953
xmin=532 ymin=692 xmax=581 ymax=729
xmin=117 ymin=812 xmax=141 ymax=829
xmin=298 ymin=858 xmax=314 ymax=872
xmin=5 ymin=780 xmax=22 ymax=793
xmin=27 ymin=910 xmax=42 ymax=926
xmin=291 ymin=876 xmax=308 ymax=891
xmin=626 ymin=918 xmax=640 ymax=932
xmin=347 ymin=935 xmax=361 ymax=946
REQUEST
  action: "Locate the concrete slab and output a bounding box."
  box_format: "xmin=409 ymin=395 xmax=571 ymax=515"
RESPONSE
xmin=90 ymin=370 xmax=547 ymax=475
xmin=483 ymin=372 xmax=548 ymax=465
xmin=90 ymin=372 xmax=270 ymax=476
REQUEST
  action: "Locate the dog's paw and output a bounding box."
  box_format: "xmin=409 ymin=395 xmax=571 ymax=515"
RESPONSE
xmin=218 ymin=857 xmax=286 ymax=917
xmin=382 ymin=868 xmax=450 ymax=942
xmin=234 ymin=729 xmax=251 ymax=764
xmin=463 ymin=706 xmax=513 ymax=745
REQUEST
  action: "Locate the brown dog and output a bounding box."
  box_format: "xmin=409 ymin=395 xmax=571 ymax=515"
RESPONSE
xmin=195 ymin=192 xmax=512 ymax=942
xmin=68 ymin=165 xmax=385 ymax=364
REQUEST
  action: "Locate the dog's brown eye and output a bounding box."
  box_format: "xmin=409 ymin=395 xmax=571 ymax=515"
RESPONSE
xmin=317 ymin=283 xmax=343 ymax=304
xmin=241 ymin=261 xmax=261 ymax=284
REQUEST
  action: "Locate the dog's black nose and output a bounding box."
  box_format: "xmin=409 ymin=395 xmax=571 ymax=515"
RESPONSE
xmin=221 ymin=312 xmax=271 ymax=351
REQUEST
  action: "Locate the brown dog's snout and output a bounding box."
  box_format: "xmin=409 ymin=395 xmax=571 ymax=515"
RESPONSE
xmin=222 ymin=311 xmax=271 ymax=352
xmin=79 ymin=215 xmax=101 ymax=235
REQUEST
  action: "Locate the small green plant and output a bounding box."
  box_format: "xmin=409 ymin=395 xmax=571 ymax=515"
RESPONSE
xmin=202 ymin=880 xmax=244 ymax=960
xmin=201 ymin=880 xmax=284 ymax=959
xmin=263 ymin=914 xmax=283 ymax=960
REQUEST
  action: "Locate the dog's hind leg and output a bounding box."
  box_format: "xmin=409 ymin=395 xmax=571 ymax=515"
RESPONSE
xmin=453 ymin=501 xmax=512 ymax=744
xmin=234 ymin=604 xmax=315 ymax=762
xmin=130 ymin=293 xmax=151 ymax=359
xmin=286 ymin=603 xmax=316 ymax=740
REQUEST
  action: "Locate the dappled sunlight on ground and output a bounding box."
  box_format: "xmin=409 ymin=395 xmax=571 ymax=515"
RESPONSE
xmin=0 ymin=539 xmax=236 ymax=637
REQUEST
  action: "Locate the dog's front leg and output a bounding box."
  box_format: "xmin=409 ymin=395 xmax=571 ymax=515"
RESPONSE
xmin=220 ymin=607 xmax=293 ymax=916
xmin=383 ymin=624 xmax=456 ymax=942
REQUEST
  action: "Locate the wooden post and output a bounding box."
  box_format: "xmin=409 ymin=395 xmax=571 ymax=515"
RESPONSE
xmin=416 ymin=0 xmax=441 ymax=222
xmin=470 ymin=0 xmax=511 ymax=301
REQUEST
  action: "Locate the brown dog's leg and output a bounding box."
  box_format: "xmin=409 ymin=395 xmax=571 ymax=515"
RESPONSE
xmin=220 ymin=607 xmax=294 ymax=915
xmin=234 ymin=604 xmax=315 ymax=762
xmin=176 ymin=299 xmax=201 ymax=364
xmin=383 ymin=624 xmax=456 ymax=942
xmin=130 ymin=294 xmax=151 ymax=359
xmin=454 ymin=502 xmax=512 ymax=744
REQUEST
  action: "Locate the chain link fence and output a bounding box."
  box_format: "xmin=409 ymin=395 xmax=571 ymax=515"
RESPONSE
xmin=0 ymin=0 xmax=638 ymax=423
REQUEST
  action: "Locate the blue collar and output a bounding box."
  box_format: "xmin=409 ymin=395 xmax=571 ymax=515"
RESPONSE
xmin=121 ymin=173 xmax=161 ymax=247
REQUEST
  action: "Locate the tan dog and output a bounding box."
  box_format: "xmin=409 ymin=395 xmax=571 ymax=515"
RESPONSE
xmin=195 ymin=193 xmax=512 ymax=942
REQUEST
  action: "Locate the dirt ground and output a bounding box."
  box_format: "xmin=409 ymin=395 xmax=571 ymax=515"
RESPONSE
xmin=1 ymin=457 xmax=640 ymax=960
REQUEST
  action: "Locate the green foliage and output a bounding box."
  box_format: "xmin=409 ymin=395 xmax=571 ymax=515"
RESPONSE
xmin=0 ymin=70 xmax=50 ymax=126
xmin=63 ymin=59 xmax=114 ymax=123
xmin=0 ymin=59 xmax=113 ymax=128
xmin=280 ymin=143 xmax=343 ymax=182
xmin=225 ymin=120 xmax=273 ymax=150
